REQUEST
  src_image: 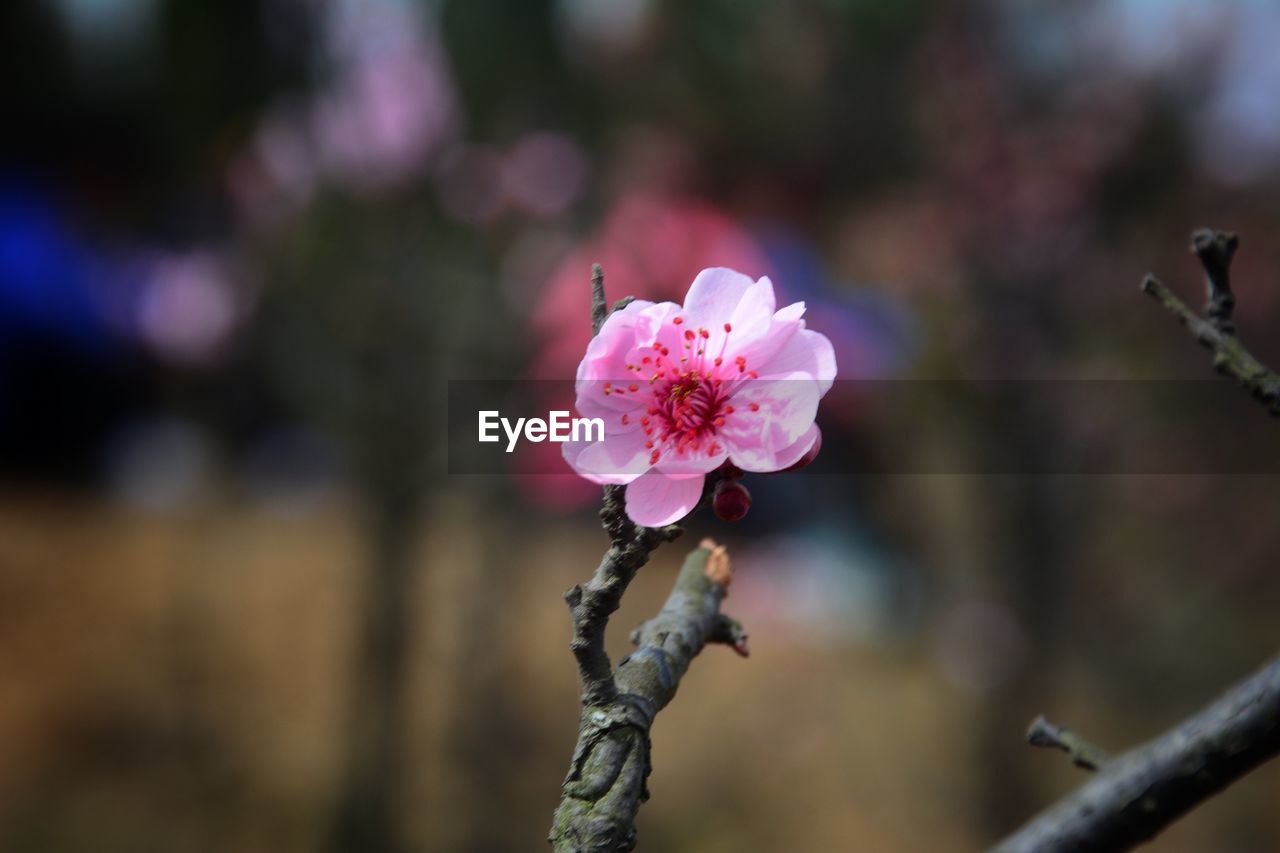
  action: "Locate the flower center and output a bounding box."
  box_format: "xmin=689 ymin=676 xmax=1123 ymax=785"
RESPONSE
xmin=601 ymin=314 xmax=758 ymax=465
xmin=647 ymin=372 xmax=728 ymax=458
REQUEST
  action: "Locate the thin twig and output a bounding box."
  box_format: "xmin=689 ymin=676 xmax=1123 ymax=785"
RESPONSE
xmin=590 ymin=264 xmax=608 ymax=336
xmin=1026 ymin=715 xmax=1108 ymax=772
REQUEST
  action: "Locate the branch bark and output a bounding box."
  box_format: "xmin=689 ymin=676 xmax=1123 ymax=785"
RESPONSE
xmin=550 ymin=268 xmax=747 ymax=852
xmin=551 ymin=536 xmax=744 ymax=851
xmin=997 ymin=230 xmax=1280 ymax=850
xmin=995 ymin=653 xmax=1280 ymax=852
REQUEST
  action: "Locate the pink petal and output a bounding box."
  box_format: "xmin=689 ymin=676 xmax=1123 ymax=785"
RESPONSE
xmin=682 ymin=270 xmax=777 ymax=355
xmin=755 ymin=327 xmax=837 ymax=394
xmin=655 ymin=445 xmax=729 ymax=478
xmin=624 ymin=470 xmax=705 ymax=526
xmin=723 ymin=301 xmax=807 ymax=371
xmin=571 ymin=387 xmax=646 ymax=426
xmin=770 ymin=423 xmax=821 ymax=470
xmin=562 ymin=423 xmax=652 ymax=484
xmin=632 ymin=301 xmax=690 ymax=360
xmin=575 ymin=299 xmax=662 ymax=411
xmin=719 ymin=375 xmax=821 ymax=472
xmin=683 ymin=268 xmax=771 ymax=321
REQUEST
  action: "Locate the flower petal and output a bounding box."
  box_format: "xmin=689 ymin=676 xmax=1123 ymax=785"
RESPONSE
xmin=575 ymin=300 xmax=666 ymax=412
xmin=624 ymin=470 xmax=705 ymax=526
xmin=682 ymin=268 xmax=771 ymax=323
xmin=721 ymin=301 xmax=807 ymax=373
xmin=719 ymin=375 xmax=821 ymax=472
xmin=770 ymin=422 xmax=821 ymax=470
xmin=682 ymin=271 xmax=778 ymax=357
xmin=754 ymin=327 xmax=837 ymax=394
xmin=562 ymin=422 xmax=652 ymax=484
xmin=655 ymin=445 xmax=729 ymax=478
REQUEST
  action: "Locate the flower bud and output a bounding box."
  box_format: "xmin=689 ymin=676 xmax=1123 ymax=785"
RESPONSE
xmin=713 ymin=478 xmax=751 ymax=521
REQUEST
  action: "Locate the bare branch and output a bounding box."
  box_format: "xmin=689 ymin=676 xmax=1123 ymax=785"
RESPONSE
xmin=1141 ymin=229 xmax=1280 ymax=415
xmin=552 ymin=542 xmax=743 ymax=852
xmin=996 ymin=653 xmax=1280 ymax=852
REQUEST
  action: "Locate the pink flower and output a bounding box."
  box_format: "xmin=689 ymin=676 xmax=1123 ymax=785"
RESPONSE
xmin=562 ymin=268 xmax=836 ymax=526
xmin=515 ymin=193 xmax=769 ymax=513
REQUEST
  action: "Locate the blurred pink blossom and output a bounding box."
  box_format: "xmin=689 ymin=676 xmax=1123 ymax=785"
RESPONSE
xmin=135 ymin=251 xmax=242 ymax=367
xmin=228 ymin=0 xmax=457 ymax=218
xmin=531 ymin=192 xmax=772 ymax=379
xmin=312 ymin=3 xmax=456 ymax=193
xmin=502 ymin=132 xmax=589 ymax=217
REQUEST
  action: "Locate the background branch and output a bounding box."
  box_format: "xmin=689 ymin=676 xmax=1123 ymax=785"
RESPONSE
xmin=1141 ymin=229 xmax=1280 ymax=415
xmin=998 ymin=229 xmax=1280 ymax=850
xmin=996 ymin=653 xmax=1280 ymax=852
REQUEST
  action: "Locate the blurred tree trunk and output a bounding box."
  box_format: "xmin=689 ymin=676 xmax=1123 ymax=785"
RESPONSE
xmin=330 ymin=497 xmax=417 ymax=853
xmin=969 ymin=268 xmax=1079 ymax=839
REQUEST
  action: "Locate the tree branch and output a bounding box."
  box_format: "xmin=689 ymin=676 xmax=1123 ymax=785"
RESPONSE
xmin=551 ymin=268 xmax=747 ymax=851
xmin=995 ymin=652 xmax=1280 ymax=852
xmin=565 ymin=486 xmax=682 ymax=707
xmin=1140 ymin=229 xmax=1280 ymax=415
xmin=552 ymin=540 xmax=742 ymax=851
xmin=998 ymin=229 xmax=1280 ymax=850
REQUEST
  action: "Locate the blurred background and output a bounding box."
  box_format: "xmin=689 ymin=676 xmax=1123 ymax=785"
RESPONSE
xmin=4 ymin=0 xmax=1280 ymax=850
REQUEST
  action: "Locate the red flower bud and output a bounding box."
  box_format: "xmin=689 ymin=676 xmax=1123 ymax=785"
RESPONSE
xmin=713 ymin=478 xmax=752 ymax=521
